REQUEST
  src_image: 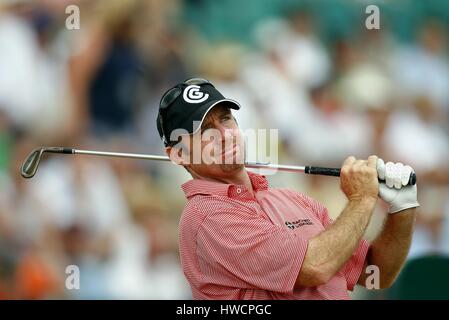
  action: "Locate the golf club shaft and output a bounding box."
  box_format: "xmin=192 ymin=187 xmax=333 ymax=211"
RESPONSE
xmin=61 ymin=148 xmax=415 ymax=185
xmin=74 ymin=149 xmax=307 ymax=172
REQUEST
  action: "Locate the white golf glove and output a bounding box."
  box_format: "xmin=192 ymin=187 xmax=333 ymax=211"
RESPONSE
xmin=377 ymin=159 xmax=420 ymax=214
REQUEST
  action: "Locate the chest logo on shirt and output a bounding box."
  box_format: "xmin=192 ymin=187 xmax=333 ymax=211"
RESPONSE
xmin=285 ymin=219 xmax=313 ymax=230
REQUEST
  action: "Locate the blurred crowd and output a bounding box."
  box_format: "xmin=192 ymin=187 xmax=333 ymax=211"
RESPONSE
xmin=0 ymin=0 xmax=448 ymax=299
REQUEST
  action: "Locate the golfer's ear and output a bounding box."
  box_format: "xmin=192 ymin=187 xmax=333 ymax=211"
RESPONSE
xmin=166 ymin=145 xmax=187 ymax=165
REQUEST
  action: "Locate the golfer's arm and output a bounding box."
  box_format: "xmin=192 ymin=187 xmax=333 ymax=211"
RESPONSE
xmin=358 ymin=208 xmax=416 ymax=289
xmin=295 ymin=197 xmax=377 ymax=288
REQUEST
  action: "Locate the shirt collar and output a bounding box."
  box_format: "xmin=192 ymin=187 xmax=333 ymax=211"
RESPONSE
xmin=181 ymin=171 xmax=269 ymax=198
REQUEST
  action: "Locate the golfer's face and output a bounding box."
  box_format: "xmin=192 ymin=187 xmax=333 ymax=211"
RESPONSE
xmin=185 ymin=105 xmax=245 ymax=174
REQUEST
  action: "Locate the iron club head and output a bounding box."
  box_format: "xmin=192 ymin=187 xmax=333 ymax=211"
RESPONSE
xmin=20 ymin=147 xmax=74 ymax=179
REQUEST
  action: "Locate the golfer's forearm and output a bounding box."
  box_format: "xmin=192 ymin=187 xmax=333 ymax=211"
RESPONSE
xmin=297 ymin=197 xmax=376 ymax=287
xmin=367 ymin=208 xmax=416 ymax=288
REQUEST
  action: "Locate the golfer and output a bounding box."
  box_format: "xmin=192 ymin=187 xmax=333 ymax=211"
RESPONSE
xmin=156 ymin=78 xmax=419 ymax=299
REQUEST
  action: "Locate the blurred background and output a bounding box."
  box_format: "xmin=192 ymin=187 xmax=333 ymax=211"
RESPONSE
xmin=0 ymin=0 xmax=448 ymax=299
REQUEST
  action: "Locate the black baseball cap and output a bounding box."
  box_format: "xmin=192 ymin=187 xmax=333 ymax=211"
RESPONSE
xmin=157 ymin=78 xmax=241 ymax=146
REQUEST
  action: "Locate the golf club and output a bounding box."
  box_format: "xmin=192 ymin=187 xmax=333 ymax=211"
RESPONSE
xmin=20 ymin=146 xmax=417 ymax=185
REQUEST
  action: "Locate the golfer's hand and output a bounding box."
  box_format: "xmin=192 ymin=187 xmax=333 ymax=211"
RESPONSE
xmin=340 ymin=155 xmax=379 ymax=202
xmin=377 ymin=159 xmax=420 ymax=214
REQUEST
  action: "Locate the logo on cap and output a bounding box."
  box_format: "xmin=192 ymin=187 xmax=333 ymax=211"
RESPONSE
xmin=183 ymin=85 xmax=209 ymax=104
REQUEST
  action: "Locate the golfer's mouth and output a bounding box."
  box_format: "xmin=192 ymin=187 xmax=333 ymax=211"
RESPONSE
xmin=220 ymin=144 xmax=245 ymax=164
xmin=221 ymin=143 xmax=241 ymax=156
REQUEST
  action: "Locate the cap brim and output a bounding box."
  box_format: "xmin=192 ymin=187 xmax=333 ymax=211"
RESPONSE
xmin=189 ymin=99 xmax=240 ymax=135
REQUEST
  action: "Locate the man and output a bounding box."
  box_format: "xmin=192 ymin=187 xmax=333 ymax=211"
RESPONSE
xmin=156 ymin=78 xmax=419 ymax=299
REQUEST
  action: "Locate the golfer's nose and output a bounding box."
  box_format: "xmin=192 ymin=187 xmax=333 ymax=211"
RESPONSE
xmin=215 ymin=123 xmax=234 ymax=142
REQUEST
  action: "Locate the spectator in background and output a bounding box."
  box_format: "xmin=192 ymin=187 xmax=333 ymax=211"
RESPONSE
xmin=281 ymin=10 xmax=331 ymax=90
xmin=390 ymin=20 xmax=449 ymax=119
xmin=383 ymin=96 xmax=449 ymax=258
xmin=0 ymin=1 xmax=73 ymax=140
xmin=241 ymin=18 xmax=313 ymax=151
xmin=1 ymin=0 xmax=448 ymax=300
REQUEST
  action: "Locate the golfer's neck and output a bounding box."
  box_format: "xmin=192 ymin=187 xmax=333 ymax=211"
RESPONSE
xmin=224 ymin=169 xmax=254 ymax=195
xmin=197 ymin=169 xmax=254 ymax=196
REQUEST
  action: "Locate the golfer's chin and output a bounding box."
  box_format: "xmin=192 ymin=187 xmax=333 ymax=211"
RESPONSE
xmin=219 ymin=162 xmax=245 ymax=173
xmin=217 ymin=151 xmax=245 ymax=173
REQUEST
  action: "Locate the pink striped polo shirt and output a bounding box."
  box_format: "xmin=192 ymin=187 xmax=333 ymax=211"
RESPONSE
xmin=179 ymin=171 xmax=370 ymax=300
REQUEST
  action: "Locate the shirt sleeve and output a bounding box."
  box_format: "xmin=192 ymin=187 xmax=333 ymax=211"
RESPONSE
xmin=318 ymin=207 xmax=333 ymax=229
xmin=342 ymin=239 xmax=370 ymax=291
xmin=196 ymin=206 xmax=309 ymax=294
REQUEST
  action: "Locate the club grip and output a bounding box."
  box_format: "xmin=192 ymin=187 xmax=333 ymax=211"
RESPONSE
xmin=305 ymin=166 xmax=417 ymax=186
xmin=305 ymin=166 xmax=341 ymax=177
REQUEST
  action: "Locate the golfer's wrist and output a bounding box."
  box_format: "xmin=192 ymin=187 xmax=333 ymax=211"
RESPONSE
xmin=389 ymin=202 xmax=420 ymax=214
xmin=346 ymin=196 xmax=378 ymax=216
xmin=348 ymin=195 xmax=378 ymax=206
